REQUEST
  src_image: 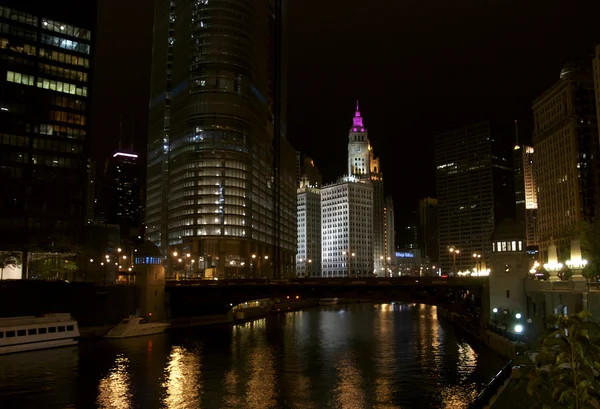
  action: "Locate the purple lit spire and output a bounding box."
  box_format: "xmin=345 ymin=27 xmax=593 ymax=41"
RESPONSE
xmin=352 ymin=99 xmax=365 ymax=132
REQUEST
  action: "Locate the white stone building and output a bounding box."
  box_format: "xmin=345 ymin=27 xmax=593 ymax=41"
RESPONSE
xmin=321 ymin=177 xmax=373 ymax=277
xmin=296 ymin=186 xmax=321 ymax=277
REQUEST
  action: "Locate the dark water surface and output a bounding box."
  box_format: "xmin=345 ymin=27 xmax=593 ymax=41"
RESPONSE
xmin=0 ymin=304 xmax=505 ymax=409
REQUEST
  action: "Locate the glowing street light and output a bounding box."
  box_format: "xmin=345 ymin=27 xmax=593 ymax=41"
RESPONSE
xmin=186 ymin=253 xmax=191 ymax=258
xmin=173 ymin=251 xmax=178 ymax=257
xmin=515 ymin=313 xmax=522 ymax=319
xmin=117 ymin=248 xmax=122 ymax=253
xmin=264 ymin=255 xmax=269 ymax=260
xmin=252 ymin=254 xmax=256 ymax=259
xmin=122 ymin=255 xmax=127 ymax=260
xmin=514 ymin=324 xmax=523 ymax=334
xmin=493 ymin=308 xmax=498 ymax=313
xmin=89 ymin=259 xmax=94 ymax=263
xmin=449 ymin=247 xmax=460 ymax=276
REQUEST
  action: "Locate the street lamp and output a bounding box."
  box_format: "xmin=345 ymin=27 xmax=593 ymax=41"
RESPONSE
xmin=117 ymin=248 xmax=122 ymax=253
xmin=515 ymin=313 xmax=522 ymax=319
xmin=472 ymin=253 xmax=482 ymax=273
xmin=173 ymin=251 xmax=178 ymax=257
xmin=449 ymin=247 xmax=460 ymax=276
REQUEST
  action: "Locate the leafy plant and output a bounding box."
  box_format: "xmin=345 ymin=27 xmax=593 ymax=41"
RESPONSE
xmin=517 ymin=311 xmax=600 ymax=408
xmin=0 ymin=251 xmax=22 ymax=280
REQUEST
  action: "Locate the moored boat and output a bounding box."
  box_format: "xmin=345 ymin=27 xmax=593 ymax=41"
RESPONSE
xmin=319 ymin=298 xmax=338 ymax=306
xmin=104 ymin=316 xmax=169 ymax=339
xmin=0 ymin=313 xmax=79 ymax=355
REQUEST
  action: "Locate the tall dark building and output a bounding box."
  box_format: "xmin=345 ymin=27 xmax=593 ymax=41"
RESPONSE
xmin=146 ymin=0 xmax=296 ymax=278
xmin=417 ymin=197 xmax=439 ymax=264
xmin=0 ymin=3 xmax=93 ymax=255
xmin=105 ymin=151 xmax=142 ymax=239
xmin=435 ymin=122 xmax=515 ymax=275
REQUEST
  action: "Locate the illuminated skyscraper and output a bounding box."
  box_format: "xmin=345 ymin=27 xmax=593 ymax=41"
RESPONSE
xmin=384 ymin=196 xmax=396 ymax=271
xmin=321 ymin=104 xmax=374 ymax=277
xmin=370 ymin=138 xmax=386 ymax=275
xmin=296 ymin=185 xmax=320 ymax=277
xmin=321 ymin=177 xmax=373 ymax=277
xmin=146 ymin=0 xmax=296 ymax=278
xmin=513 ymin=143 xmax=537 ymax=247
xmin=0 ymin=3 xmax=93 ymax=255
xmin=533 ymin=62 xmax=599 ymax=254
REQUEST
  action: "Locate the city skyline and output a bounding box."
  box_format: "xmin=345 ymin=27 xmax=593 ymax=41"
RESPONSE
xmin=63 ymin=0 xmax=600 ymax=230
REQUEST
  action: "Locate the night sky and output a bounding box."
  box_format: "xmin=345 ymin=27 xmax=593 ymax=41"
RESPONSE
xmin=33 ymin=0 xmax=600 ymax=236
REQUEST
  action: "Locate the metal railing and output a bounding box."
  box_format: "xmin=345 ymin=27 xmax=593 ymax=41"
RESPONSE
xmin=468 ymin=360 xmax=513 ymax=409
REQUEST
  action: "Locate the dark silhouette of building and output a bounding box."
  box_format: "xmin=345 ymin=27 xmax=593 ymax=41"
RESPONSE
xmin=146 ymin=0 xmax=296 ymax=278
xmin=417 ymin=197 xmax=439 ymax=264
xmin=0 ymin=3 xmax=94 ymax=255
xmin=435 ymin=122 xmax=515 ymax=275
xmin=105 ymin=151 xmax=142 ymax=239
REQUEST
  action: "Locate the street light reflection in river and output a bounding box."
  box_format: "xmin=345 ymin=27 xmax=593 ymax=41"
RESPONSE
xmin=96 ymin=354 xmax=132 ymax=409
xmin=333 ymin=351 xmax=367 ymax=409
xmin=162 ymin=346 xmax=201 ymax=409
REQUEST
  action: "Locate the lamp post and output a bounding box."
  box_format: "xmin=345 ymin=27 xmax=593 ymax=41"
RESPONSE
xmin=449 ymin=247 xmax=460 ymax=276
xmin=472 ymin=253 xmax=482 ymax=273
xmin=543 ymin=243 xmax=562 ymax=282
xmin=342 ymin=251 xmax=355 ymax=278
xmin=566 ymin=238 xmax=588 ymax=283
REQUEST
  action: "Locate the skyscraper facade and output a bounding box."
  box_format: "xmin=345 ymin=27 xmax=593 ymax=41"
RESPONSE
xmin=105 ymin=151 xmax=142 ymax=239
xmin=146 ymin=0 xmax=296 ymax=278
xmin=417 ymin=197 xmax=439 ymax=264
xmin=321 ymin=177 xmax=373 ymax=277
xmin=594 ymin=45 xmax=600 ymax=140
xmin=435 ymin=122 xmax=514 ymax=275
xmin=370 ymin=144 xmax=386 ymax=275
xmin=532 ymin=62 xmax=599 ymax=254
xmin=0 ymin=4 xmax=93 ymax=254
xmin=513 ymin=144 xmax=537 ymax=247
xmin=296 ymin=185 xmax=320 ymax=277
xmin=384 ymin=196 xmax=396 ymax=270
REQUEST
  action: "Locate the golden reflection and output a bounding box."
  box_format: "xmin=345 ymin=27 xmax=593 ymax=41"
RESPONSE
xmin=222 ymin=369 xmax=242 ymax=408
xmin=245 ymin=346 xmax=276 ymax=409
xmin=97 ymin=354 xmax=132 ymax=409
xmin=162 ymin=346 xmax=202 ymax=409
xmin=440 ymin=342 xmax=479 ymax=407
xmin=332 ymin=351 xmax=366 ymax=409
xmin=373 ymin=304 xmax=399 ymax=409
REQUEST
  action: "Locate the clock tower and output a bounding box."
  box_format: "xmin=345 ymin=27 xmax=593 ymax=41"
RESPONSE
xmin=348 ymin=100 xmax=371 ymax=178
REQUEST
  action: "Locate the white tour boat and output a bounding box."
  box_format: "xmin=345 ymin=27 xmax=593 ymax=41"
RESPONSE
xmin=104 ymin=316 xmax=169 ymax=339
xmin=0 ymin=313 xmax=79 ymax=355
xmin=319 ymin=298 xmax=339 ymax=306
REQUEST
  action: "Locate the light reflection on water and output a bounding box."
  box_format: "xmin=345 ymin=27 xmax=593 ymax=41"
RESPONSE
xmin=162 ymin=346 xmax=202 ymax=409
xmin=96 ymin=354 xmax=132 ymax=409
xmin=0 ymin=304 xmax=505 ymax=409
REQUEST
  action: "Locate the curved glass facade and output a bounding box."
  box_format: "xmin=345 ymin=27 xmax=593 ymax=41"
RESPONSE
xmin=146 ymin=0 xmax=296 ymax=278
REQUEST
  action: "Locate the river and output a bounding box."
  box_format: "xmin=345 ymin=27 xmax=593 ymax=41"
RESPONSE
xmin=0 ymin=303 xmax=505 ymax=409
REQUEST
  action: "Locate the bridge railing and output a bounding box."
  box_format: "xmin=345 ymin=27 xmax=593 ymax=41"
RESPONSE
xmin=468 ymin=359 xmax=513 ymax=409
xmin=165 ymin=276 xmax=486 ymax=287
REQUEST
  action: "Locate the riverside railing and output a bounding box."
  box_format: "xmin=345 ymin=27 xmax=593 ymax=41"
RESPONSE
xmin=468 ymin=359 xmax=513 ymax=409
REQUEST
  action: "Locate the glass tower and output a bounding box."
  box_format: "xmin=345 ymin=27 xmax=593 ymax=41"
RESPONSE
xmin=146 ymin=0 xmax=296 ymax=278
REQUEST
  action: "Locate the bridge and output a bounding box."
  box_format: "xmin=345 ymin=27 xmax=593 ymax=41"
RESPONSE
xmin=166 ymin=277 xmax=489 ymax=328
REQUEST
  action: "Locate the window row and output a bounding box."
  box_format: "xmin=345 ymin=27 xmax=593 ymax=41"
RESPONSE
xmin=0 ymin=324 xmax=76 ymax=339
xmin=31 ymin=154 xmax=77 ymax=168
xmin=0 ymin=7 xmax=38 ymax=27
xmin=0 ymin=37 xmax=36 ymax=55
xmin=40 ymin=33 xmax=90 ymax=55
xmin=6 ymin=70 xmax=34 ymax=86
xmin=49 ymin=109 xmax=86 ymax=126
xmin=35 ymin=124 xmax=86 ymax=140
xmin=39 ymin=48 xmax=89 ymax=68
xmin=37 ymin=77 xmax=88 ymax=96
xmin=51 ymin=95 xmax=86 ymax=111
xmin=0 ymin=133 xmax=28 ymax=147
xmin=33 ymin=138 xmax=81 ymax=154
xmin=39 ymin=63 xmax=88 ymax=83
xmin=41 ymin=18 xmax=91 ymax=41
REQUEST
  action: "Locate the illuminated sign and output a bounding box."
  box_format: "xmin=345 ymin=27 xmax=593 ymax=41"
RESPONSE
xmin=395 ymin=252 xmax=414 ymax=258
xmin=113 ymin=152 xmax=138 ymax=159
